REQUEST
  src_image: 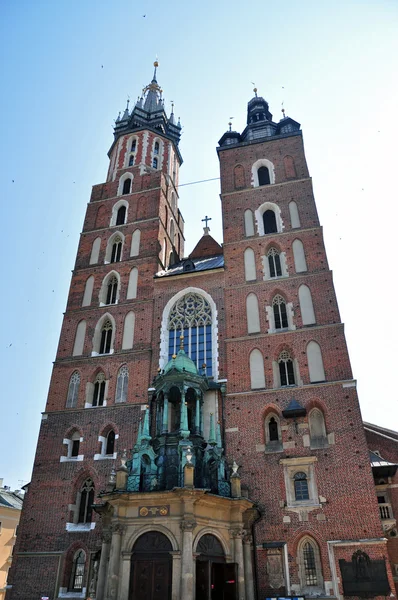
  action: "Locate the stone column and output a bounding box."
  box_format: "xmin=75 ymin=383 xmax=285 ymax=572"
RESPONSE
xmin=162 ymin=393 xmax=169 ymax=433
xmin=96 ymin=531 xmax=111 ymax=600
xmin=180 ymin=519 xmax=196 ymax=599
xmin=195 ymin=393 xmax=201 ymax=434
xmin=243 ymin=534 xmax=255 ymax=600
xmin=106 ymin=524 xmax=125 ymax=600
xmin=232 ymin=527 xmax=246 ymax=600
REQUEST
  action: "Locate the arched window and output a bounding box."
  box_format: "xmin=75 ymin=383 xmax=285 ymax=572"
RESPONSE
xmin=66 ymin=372 xmax=80 ymax=408
xmin=258 ymin=166 xmax=270 ymax=186
xmin=89 ymin=237 xmax=101 ymax=265
xmin=244 ymin=248 xmax=256 ymax=281
xmin=99 ymin=321 xmax=112 ymax=354
xmin=289 ymin=200 xmax=301 ymax=228
xmin=154 ymin=141 xmax=159 ymax=155
xmin=263 ymin=209 xmax=277 ymax=234
xmin=72 ymin=320 xmax=86 ymax=356
xmin=111 ymin=236 xmax=122 ymax=263
xmin=116 ymin=205 xmax=126 ymax=226
xmin=278 ymin=350 xmax=295 ymax=386
xmin=293 ymin=239 xmax=307 ymax=272
xmin=122 ymin=311 xmax=135 ymax=350
xmin=244 ymin=209 xmax=255 ymax=237
xmin=294 ymin=472 xmax=309 ymax=501
xmin=115 ymin=365 xmax=128 ymax=403
xmin=105 ymin=430 xmax=115 ymax=455
xmin=78 ymin=479 xmax=94 ymax=523
xmin=131 ymin=139 xmax=137 ymax=152
xmin=246 ymin=293 xmax=260 ymax=334
xmin=168 ymin=292 xmax=213 ymax=376
xmin=309 ymin=408 xmax=327 ymax=446
xmin=153 ymin=157 xmax=158 ymax=169
xmin=106 ymin=276 xmax=118 ymax=305
xmin=272 ymin=295 xmax=288 ymax=330
xmin=299 ymin=285 xmax=316 ymax=325
xmin=130 ymin=229 xmax=141 ymax=257
xmin=249 ymin=349 xmax=266 ymax=389
xmin=297 ymin=537 xmax=324 ymax=591
xmin=69 ymin=550 xmax=86 ymax=592
xmin=122 ymin=178 xmax=131 ymax=195
xmin=307 ymin=341 xmax=325 ymax=382
xmin=267 ymin=247 xmax=282 ymax=277
xmin=93 ymin=372 xmax=106 ymax=406
xmin=82 ymin=275 xmax=94 ymax=307
xmin=127 ymin=267 xmax=138 ymax=299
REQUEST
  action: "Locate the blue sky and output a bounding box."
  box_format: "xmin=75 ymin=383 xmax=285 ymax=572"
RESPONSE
xmin=1 ymin=0 xmax=397 ymax=490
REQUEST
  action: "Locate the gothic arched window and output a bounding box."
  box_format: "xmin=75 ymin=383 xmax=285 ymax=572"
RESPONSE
xmin=278 ymin=350 xmax=295 ymax=386
xmin=294 ymin=472 xmax=309 ymax=501
xmin=303 ymin=541 xmax=318 ymax=585
xmin=66 ymin=371 xmax=80 ymax=408
xmin=168 ymin=292 xmax=213 ymax=376
xmin=69 ymin=550 xmax=86 ymax=592
xmin=110 ymin=236 xmax=122 ymax=263
xmin=78 ymin=479 xmax=94 ymax=523
xmin=116 ymin=205 xmax=126 ymax=225
xmin=106 ymin=276 xmax=118 ymax=305
xmin=99 ymin=321 xmax=112 ymax=354
xmin=122 ymin=178 xmax=131 ymax=195
xmin=93 ymin=372 xmax=106 ymax=406
xmin=105 ymin=430 xmax=115 ymax=455
xmin=258 ymin=166 xmax=270 ymax=186
xmin=263 ymin=209 xmax=277 ymax=234
xmin=273 ymin=295 xmax=288 ymax=330
xmin=115 ymin=365 xmax=128 ymax=403
xmin=267 ymin=247 xmax=282 ymax=277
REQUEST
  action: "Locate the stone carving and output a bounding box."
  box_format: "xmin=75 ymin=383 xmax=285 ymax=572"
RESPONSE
xmin=339 ymin=550 xmax=390 ymax=596
xmin=180 ymin=519 xmax=197 ymax=532
xmin=266 ymin=548 xmax=285 ymax=589
xmin=88 ymin=558 xmax=99 ymax=595
xmin=230 ymin=527 xmax=245 ymax=539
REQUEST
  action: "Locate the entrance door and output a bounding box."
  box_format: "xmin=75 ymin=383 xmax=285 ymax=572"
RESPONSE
xmin=131 ymin=558 xmax=171 ymax=600
xmin=196 ymin=560 xmax=238 ymax=600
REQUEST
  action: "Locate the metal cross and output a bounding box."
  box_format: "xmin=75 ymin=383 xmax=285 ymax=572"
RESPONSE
xmin=202 ymin=216 xmax=212 ymax=228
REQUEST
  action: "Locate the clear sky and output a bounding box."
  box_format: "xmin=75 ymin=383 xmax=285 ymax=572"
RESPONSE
xmin=1 ymin=0 xmax=397 ymax=491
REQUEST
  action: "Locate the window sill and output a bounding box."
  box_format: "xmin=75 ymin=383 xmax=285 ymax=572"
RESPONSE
xmin=286 ymin=501 xmax=321 ymax=510
xmin=264 ymin=442 xmax=283 ymax=454
xmin=66 ymin=522 xmax=95 ymax=532
xmin=91 ymin=350 xmax=114 ymax=357
xmin=60 ymin=455 xmax=84 ymax=463
xmin=85 ymin=402 xmax=107 ymax=408
xmin=94 ymin=452 xmax=117 ymax=461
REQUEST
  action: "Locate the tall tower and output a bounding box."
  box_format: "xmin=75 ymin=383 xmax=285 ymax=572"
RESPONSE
xmin=217 ymin=90 xmax=394 ymax=596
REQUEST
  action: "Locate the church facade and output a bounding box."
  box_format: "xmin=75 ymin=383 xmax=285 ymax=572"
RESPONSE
xmin=6 ymin=64 xmax=397 ymax=600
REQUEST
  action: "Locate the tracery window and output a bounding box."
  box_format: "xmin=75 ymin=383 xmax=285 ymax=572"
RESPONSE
xmin=93 ymin=372 xmax=106 ymax=406
xmin=115 ymin=365 xmax=128 ymax=403
xmin=294 ymin=472 xmax=309 ymax=501
xmin=69 ymin=550 xmax=86 ymax=591
xmin=168 ymin=292 xmax=213 ymax=376
xmin=110 ymin=236 xmax=122 ymax=263
xmin=303 ymin=541 xmax=318 ymax=585
xmin=99 ymin=321 xmax=112 ymax=354
xmin=78 ymin=479 xmax=94 ymax=523
xmin=267 ymin=247 xmax=282 ymax=277
xmin=106 ymin=276 xmax=118 ymax=305
xmin=273 ymin=295 xmax=288 ymax=329
xmin=278 ymin=350 xmax=295 ymax=386
xmin=66 ymin=371 xmax=80 ymax=408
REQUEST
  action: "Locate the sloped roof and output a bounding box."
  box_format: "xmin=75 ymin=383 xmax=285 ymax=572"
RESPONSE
xmin=364 ymin=422 xmax=398 ymax=442
xmin=189 ymin=234 xmax=223 ymax=259
xmin=0 ymin=489 xmax=23 ymax=510
xmin=155 ymin=254 xmax=224 ymax=279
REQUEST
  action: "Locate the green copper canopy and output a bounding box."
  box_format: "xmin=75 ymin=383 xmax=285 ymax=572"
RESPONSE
xmin=163 ymin=349 xmax=198 ymax=375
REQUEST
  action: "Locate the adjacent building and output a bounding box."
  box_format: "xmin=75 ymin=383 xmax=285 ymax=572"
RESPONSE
xmin=0 ymin=482 xmax=23 ymax=600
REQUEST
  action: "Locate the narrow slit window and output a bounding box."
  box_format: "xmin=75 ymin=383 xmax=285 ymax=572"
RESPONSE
xmin=105 ymin=430 xmax=115 ymax=455
xmin=153 ymin=157 xmax=158 ymax=169
xmin=78 ymin=479 xmax=94 ymax=523
xmin=128 ymin=155 xmax=134 ymax=166
xmin=269 ymin=417 xmax=279 ymax=441
xmin=71 ymin=439 xmax=80 ymax=457
xmin=69 ymin=550 xmax=85 ymax=592
xmin=154 ymin=141 xmax=159 ymax=155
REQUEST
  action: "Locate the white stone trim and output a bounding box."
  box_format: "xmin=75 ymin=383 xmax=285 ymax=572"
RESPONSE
xmin=265 ymin=300 xmax=295 ymax=334
xmin=159 ymin=287 xmax=219 ymax=379
xmin=93 ymin=432 xmax=119 ymax=460
xmin=255 ymin=202 xmax=284 ymax=236
xmin=280 ymin=457 xmax=319 ymax=509
xmin=91 ymin=313 xmax=116 ymax=356
xmin=104 ymin=230 xmax=125 ymax=264
xmin=98 ymin=270 xmax=121 ymax=306
xmin=65 ymin=522 xmax=95 ymax=532
xmin=262 ymin=250 xmax=288 ymax=280
xmin=124 ymin=134 xmax=139 ymax=168
xmin=251 ymin=158 xmax=275 ymax=187
xmin=58 ymin=588 xmax=86 ymax=599
xmin=117 ymin=172 xmax=133 ymax=196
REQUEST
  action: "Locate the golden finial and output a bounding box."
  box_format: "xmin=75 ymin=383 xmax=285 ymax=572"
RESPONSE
xmin=154 ymin=59 xmax=159 ymax=68
xmin=172 ymin=354 xmax=177 ymax=359
xmin=228 ymin=121 xmax=232 ymax=131
xmin=253 ymin=87 xmax=258 ymax=97
xmin=179 ymin=334 xmax=184 ymax=350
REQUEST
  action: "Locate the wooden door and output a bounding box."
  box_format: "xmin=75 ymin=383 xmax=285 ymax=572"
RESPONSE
xmin=131 ymin=558 xmax=171 ymax=600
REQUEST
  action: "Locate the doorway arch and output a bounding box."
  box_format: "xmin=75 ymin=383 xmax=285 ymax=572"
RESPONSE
xmin=130 ymin=531 xmax=172 ymax=600
xmin=196 ymin=534 xmax=237 ymax=600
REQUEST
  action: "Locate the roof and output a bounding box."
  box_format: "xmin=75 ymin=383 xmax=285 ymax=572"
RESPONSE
xmin=164 ymin=349 xmax=198 ymax=375
xmin=0 ymin=489 xmax=23 ymax=510
xmin=189 ymin=233 xmax=223 ymax=259
xmin=369 ymin=450 xmax=397 ymax=469
xmin=155 ymin=254 xmax=224 ymax=279
xmin=364 ymin=422 xmax=398 ymax=442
